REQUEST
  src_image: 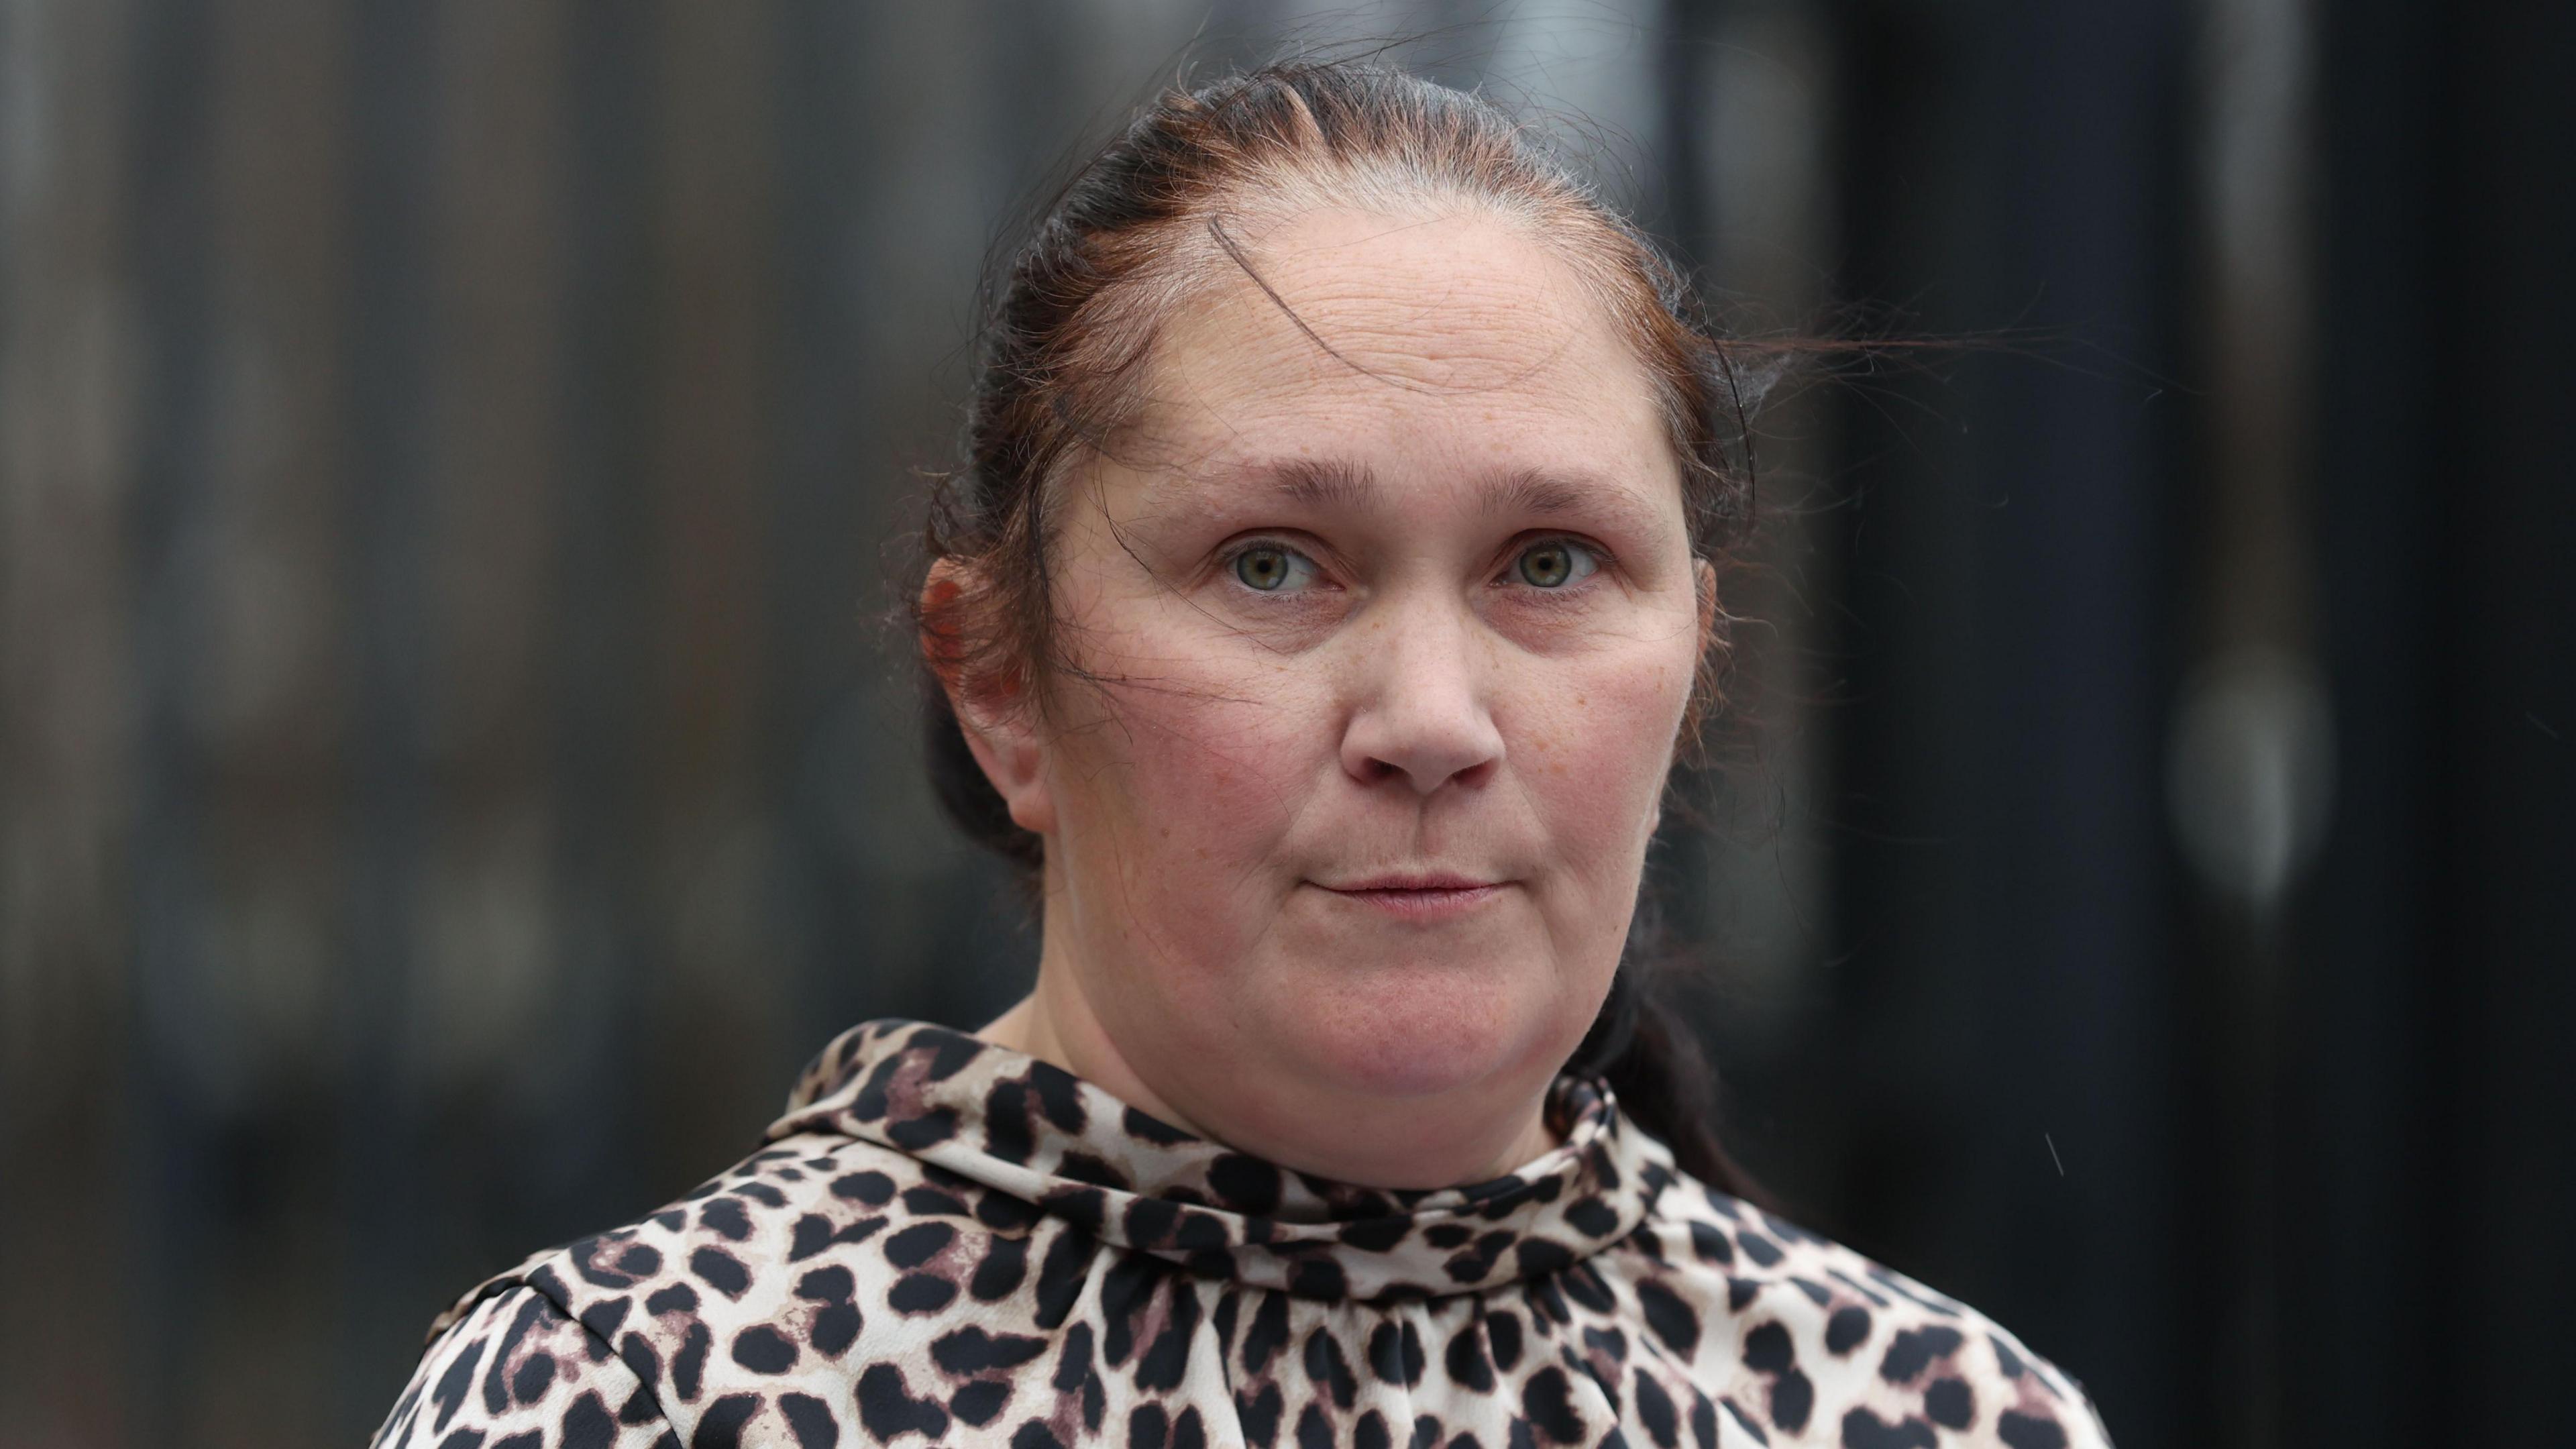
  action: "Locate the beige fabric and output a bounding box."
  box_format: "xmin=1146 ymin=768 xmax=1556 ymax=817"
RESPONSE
xmin=368 ymin=1019 xmax=2114 ymax=1448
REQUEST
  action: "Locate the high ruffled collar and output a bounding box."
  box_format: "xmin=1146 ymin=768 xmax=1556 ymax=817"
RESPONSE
xmin=765 ymin=1019 xmax=1674 ymax=1303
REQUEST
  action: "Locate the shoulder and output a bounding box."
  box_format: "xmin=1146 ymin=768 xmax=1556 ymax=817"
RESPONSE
xmin=368 ymin=1279 xmax=674 ymax=1448
xmin=383 ymin=1128 xmax=1091 ymax=1448
xmin=1611 ymin=1168 xmax=2117 ymax=1449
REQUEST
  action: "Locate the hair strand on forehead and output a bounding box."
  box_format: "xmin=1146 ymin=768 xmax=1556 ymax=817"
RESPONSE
xmin=1203 ymin=214 xmax=1415 ymax=390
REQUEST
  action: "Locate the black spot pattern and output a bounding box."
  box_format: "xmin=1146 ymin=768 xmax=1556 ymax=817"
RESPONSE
xmin=2000 ymin=1411 xmax=2072 ymax=1449
xmin=1825 ymin=1306 xmax=1873 ymax=1355
xmin=368 ymin=1020 xmax=2112 ymax=1449
xmin=1925 ymin=1377 xmax=1975 ymax=1430
xmin=780 ymin=1391 xmax=839 ymax=1449
xmin=1879 ymin=1326 xmax=1966 ymax=1385
xmin=1633 ymin=1281 xmax=1700 ymax=1358
xmin=857 ymin=1362 xmax=951 ymax=1442
xmin=1521 ymin=1367 xmax=1585 ymax=1444
xmin=729 ymin=1325 xmax=797 ymax=1375
xmin=689 ymin=1247 xmax=749 ymax=1299
xmin=1839 ymin=1407 xmax=1937 ymax=1449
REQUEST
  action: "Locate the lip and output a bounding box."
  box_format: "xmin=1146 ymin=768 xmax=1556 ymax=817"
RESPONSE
xmin=1311 ymin=873 xmax=1512 ymax=921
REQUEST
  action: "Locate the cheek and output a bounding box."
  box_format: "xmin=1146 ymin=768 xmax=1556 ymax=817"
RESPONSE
xmin=1047 ymin=659 xmax=1325 ymax=920
xmin=1515 ymin=646 xmax=1694 ymax=850
xmin=1047 ymin=663 xmax=1338 ymax=1054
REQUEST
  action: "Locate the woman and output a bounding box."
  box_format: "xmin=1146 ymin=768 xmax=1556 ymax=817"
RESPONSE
xmin=372 ymin=61 xmax=2113 ymax=1449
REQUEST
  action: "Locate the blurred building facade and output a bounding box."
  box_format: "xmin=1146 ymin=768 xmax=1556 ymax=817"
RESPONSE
xmin=0 ymin=1 xmax=2565 ymax=1446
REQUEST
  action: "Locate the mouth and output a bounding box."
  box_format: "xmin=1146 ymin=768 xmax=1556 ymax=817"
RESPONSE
xmin=1310 ymin=873 xmax=1513 ymax=921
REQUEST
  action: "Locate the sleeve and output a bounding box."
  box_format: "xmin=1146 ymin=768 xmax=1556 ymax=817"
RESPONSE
xmin=368 ymin=1283 xmax=679 ymax=1449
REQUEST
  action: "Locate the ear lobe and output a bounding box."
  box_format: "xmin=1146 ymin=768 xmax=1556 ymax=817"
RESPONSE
xmin=955 ymin=699 xmax=1055 ymax=837
xmin=921 ymin=559 xmax=1057 ymax=837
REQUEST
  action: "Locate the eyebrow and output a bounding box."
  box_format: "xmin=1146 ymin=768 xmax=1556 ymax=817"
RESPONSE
xmin=1239 ymin=456 xmax=1379 ymax=511
xmin=1146 ymin=457 xmax=1671 ymax=541
xmin=1485 ymin=467 xmax=1625 ymax=523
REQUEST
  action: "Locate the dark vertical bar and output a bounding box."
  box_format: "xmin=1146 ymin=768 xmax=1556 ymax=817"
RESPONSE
xmin=771 ymin=0 xmax=855 ymax=1034
xmin=1644 ymin=0 xmax=1719 ymax=961
xmin=1960 ymin=17 xmax=2189 ymax=1437
xmin=2295 ymin=5 xmax=2576 ymax=1444
xmin=1822 ymin=2 xmax=2188 ymax=1442
xmin=1654 ymin=0 xmax=1715 ymax=264
xmin=125 ymin=0 xmax=218 ymax=1438
xmin=338 ymin=0 xmax=441 ymax=1431
xmin=772 ymin=0 xmax=878 ymax=1049
xmin=2427 ymin=4 xmax=2575 ymax=1442
xmin=2286 ymin=3 xmax=2442 ymax=1444
xmin=1814 ymin=0 xmax=1986 ymax=1284
xmin=538 ymin=0 xmax=657 ymax=1232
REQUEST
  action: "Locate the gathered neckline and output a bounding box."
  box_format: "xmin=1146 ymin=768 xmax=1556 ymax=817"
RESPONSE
xmin=763 ymin=1018 xmax=1674 ymax=1303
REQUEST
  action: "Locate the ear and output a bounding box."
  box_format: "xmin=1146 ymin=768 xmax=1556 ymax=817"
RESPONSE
xmin=921 ymin=558 xmax=1057 ymax=837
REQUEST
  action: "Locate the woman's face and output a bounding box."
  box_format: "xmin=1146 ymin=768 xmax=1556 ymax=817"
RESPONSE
xmin=960 ymin=205 xmax=1712 ymax=1185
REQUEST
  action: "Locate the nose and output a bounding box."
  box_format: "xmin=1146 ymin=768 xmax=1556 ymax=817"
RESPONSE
xmin=1338 ymin=596 xmax=1505 ymax=796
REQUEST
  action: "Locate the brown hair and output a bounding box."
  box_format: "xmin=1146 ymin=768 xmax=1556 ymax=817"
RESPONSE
xmin=912 ymin=57 xmax=1768 ymax=1202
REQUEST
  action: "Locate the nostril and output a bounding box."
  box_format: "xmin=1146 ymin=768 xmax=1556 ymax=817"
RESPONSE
xmin=1338 ymin=636 xmax=1506 ymax=794
xmin=1355 ymin=747 xmax=1498 ymax=796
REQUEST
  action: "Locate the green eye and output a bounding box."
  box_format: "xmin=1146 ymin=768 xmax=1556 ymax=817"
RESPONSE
xmin=1515 ymin=540 xmax=1597 ymax=588
xmin=1233 ymin=545 xmax=1310 ymax=592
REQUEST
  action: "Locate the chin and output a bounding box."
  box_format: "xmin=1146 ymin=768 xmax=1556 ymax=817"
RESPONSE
xmin=1271 ymin=960 xmax=1567 ymax=1102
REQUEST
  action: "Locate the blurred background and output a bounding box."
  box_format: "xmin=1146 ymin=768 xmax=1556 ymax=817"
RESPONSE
xmin=2 ymin=1 xmax=2567 ymax=1445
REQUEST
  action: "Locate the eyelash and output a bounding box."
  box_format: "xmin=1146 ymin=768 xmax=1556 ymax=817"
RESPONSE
xmin=1216 ymin=535 xmax=1613 ymax=601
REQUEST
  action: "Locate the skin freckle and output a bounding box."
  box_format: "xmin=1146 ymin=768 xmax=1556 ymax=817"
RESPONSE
xmin=983 ymin=203 xmax=1701 ymax=1190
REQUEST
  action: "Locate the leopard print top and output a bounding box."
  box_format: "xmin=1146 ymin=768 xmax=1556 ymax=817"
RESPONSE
xmin=370 ymin=1019 xmax=2114 ymax=1448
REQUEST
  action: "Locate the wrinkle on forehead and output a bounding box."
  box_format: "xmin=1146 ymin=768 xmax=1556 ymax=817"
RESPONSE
xmin=1066 ymin=203 xmax=1679 ymax=539
xmin=1167 ymin=206 xmax=1627 ymax=396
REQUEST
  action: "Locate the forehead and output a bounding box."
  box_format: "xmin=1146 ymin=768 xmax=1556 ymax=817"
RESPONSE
xmin=1124 ymin=205 xmax=1672 ymax=486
